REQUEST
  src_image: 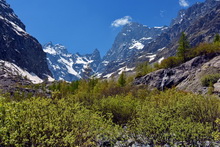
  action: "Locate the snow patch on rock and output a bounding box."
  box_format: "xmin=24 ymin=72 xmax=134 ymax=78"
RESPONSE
xmin=0 ymin=60 xmax=43 ymax=84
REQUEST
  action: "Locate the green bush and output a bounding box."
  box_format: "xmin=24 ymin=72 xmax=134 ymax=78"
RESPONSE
xmin=0 ymin=97 xmax=121 ymax=146
xmin=213 ymin=118 xmax=220 ymax=141
xmin=136 ymin=61 xmax=156 ymax=77
xmin=189 ymin=43 xmax=220 ymax=58
xmin=94 ymin=94 xmax=139 ymax=125
xmin=128 ymin=89 xmax=220 ymax=146
xmin=201 ymin=74 xmax=220 ymax=87
xmin=159 ymin=56 xmax=182 ymax=69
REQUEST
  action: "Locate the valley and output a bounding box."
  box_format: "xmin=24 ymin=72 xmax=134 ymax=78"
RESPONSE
xmin=0 ymin=0 xmax=220 ymax=146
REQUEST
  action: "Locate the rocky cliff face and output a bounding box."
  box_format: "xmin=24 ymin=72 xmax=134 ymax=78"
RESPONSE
xmin=97 ymin=22 xmax=167 ymax=78
xmin=96 ymin=0 xmax=220 ymax=79
xmin=143 ymin=0 xmax=220 ymax=62
xmin=134 ymin=54 xmax=220 ymax=95
xmin=0 ymin=0 xmax=52 ymax=79
xmin=103 ymin=22 xmax=167 ymax=62
xmin=43 ymin=42 xmax=101 ymax=81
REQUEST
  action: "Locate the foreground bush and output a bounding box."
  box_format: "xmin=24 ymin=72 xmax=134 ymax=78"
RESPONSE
xmin=94 ymin=94 xmax=139 ymax=125
xmin=128 ymin=89 xmax=220 ymax=146
xmin=0 ymin=97 xmax=121 ymax=146
xmin=1 ymin=79 xmax=220 ymax=146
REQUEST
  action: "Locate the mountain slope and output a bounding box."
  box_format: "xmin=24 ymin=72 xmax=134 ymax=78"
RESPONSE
xmin=97 ymin=22 xmax=168 ymax=78
xmin=141 ymin=0 xmax=220 ymax=62
xmin=43 ymin=42 xmax=101 ymax=81
xmin=98 ymin=0 xmax=220 ymax=79
xmin=0 ymin=0 xmax=52 ymax=79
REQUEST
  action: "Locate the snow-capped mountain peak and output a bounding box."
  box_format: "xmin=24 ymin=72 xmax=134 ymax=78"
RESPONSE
xmin=43 ymin=42 xmax=101 ymax=81
xmin=96 ymin=22 xmax=168 ymax=78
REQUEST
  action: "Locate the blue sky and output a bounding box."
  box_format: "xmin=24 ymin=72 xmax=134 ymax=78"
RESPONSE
xmin=7 ymin=0 xmax=204 ymax=56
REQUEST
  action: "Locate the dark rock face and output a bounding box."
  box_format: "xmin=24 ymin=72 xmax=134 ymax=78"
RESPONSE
xmin=43 ymin=42 xmax=101 ymax=81
xmin=0 ymin=0 xmax=51 ymax=79
xmin=134 ymin=55 xmax=220 ymax=94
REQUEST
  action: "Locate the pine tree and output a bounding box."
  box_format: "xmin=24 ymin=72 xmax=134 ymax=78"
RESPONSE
xmin=177 ymin=32 xmax=190 ymax=62
xmin=118 ymin=72 xmax=126 ymax=87
xmin=214 ymin=34 xmax=220 ymax=43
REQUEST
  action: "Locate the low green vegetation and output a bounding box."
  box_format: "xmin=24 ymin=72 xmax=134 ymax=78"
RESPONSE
xmin=201 ymin=74 xmax=220 ymax=87
xmin=136 ymin=61 xmax=156 ymax=77
xmin=1 ymin=77 xmax=220 ymax=146
xmin=0 ymin=96 xmax=121 ymax=146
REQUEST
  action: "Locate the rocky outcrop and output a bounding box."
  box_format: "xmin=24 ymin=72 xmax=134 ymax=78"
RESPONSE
xmin=0 ymin=0 xmax=52 ymax=79
xmin=134 ymin=55 xmax=220 ymax=94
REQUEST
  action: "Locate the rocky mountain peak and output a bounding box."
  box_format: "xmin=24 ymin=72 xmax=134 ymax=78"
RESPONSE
xmin=171 ymin=0 xmax=219 ymax=27
xmin=43 ymin=43 xmax=101 ymax=81
xmin=0 ymin=0 xmax=25 ymax=30
xmin=0 ymin=0 xmax=52 ymax=79
xmin=91 ymin=48 xmax=101 ymax=61
xmin=43 ymin=42 xmax=69 ymax=56
xmin=139 ymin=0 xmax=220 ymax=64
xmin=103 ymin=22 xmax=167 ymax=62
xmin=96 ymin=22 xmax=167 ymax=78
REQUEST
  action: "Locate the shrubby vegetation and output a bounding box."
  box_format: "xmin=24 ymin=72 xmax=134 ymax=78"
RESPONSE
xmin=1 ymin=76 xmax=220 ymax=146
xmin=0 ymin=96 xmax=121 ymax=146
xmin=136 ymin=61 xmax=156 ymax=77
xmin=1 ymin=34 xmax=220 ymax=146
xmin=128 ymin=89 xmax=220 ymax=146
xmin=201 ymin=74 xmax=220 ymax=87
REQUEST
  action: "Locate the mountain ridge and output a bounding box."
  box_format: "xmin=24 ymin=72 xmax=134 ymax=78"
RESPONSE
xmin=0 ymin=0 xmax=52 ymax=80
xmin=43 ymin=42 xmax=101 ymax=81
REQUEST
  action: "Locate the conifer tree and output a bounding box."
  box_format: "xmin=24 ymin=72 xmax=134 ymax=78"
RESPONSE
xmin=118 ymin=72 xmax=126 ymax=87
xmin=214 ymin=34 xmax=220 ymax=43
xmin=177 ymin=32 xmax=190 ymax=61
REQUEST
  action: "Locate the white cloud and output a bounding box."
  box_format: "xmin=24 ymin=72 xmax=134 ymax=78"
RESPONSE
xmin=160 ymin=10 xmax=165 ymax=18
xmin=179 ymin=0 xmax=189 ymax=7
xmin=111 ymin=16 xmax=132 ymax=27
